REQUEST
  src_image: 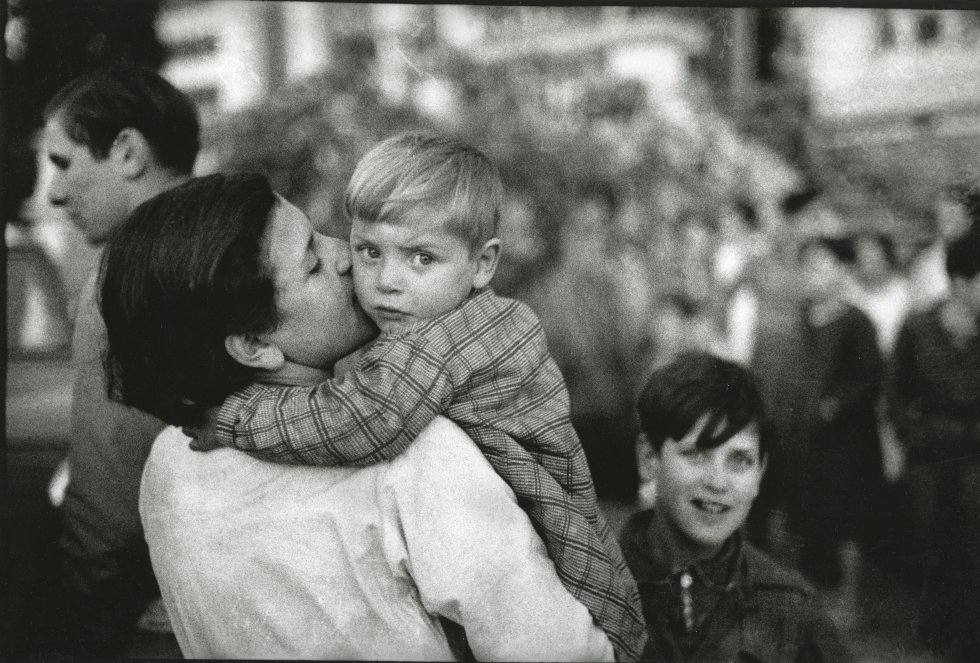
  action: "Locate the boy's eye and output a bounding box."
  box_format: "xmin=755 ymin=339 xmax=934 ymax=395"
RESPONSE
xmin=358 ymin=246 xmax=381 ymax=260
xmin=413 ymin=252 xmax=434 ymax=267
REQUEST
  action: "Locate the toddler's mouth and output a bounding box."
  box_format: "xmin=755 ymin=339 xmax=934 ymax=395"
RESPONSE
xmin=373 ymin=306 xmax=410 ymax=323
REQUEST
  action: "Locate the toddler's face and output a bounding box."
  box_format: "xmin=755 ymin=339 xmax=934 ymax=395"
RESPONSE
xmin=350 ymin=216 xmax=486 ymax=333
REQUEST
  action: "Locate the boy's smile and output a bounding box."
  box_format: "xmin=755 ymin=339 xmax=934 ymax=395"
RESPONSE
xmin=350 ymin=217 xmax=492 ymax=334
xmin=646 ymin=414 xmax=766 ymax=553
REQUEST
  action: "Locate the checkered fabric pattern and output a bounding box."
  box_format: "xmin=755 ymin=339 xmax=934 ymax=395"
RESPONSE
xmin=212 ymin=288 xmax=647 ymax=659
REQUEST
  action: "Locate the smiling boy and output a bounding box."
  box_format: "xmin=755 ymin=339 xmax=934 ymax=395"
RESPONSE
xmin=621 ymin=352 xmax=849 ymax=662
xmin=205 ymin=131 xmax=645 ymax=659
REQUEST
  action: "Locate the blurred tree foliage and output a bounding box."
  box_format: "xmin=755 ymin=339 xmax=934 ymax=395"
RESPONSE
xmin=210 ymin=15 xmax=797 ymax=300
xmin=214 ymin=32 xmax=428 ymax=239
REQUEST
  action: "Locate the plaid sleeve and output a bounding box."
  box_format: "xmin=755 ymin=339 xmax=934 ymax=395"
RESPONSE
xmin=211 ymin=289 xmax=517 ymax=466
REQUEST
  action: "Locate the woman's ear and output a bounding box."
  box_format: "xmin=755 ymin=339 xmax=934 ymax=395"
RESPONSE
xmin=109 ymin=127 xmax=150 ymax=180
xmin=472 ymin=238 xmax=501 ymax=289
xmin=224 ymin=334 xmax=285 ymax=371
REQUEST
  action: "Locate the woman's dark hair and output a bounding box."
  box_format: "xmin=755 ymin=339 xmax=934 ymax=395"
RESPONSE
xmin=637 ymin=351 xmax=776 ymax=461
xmin=100 ymin=173 xmax=278 ymax=426
xmin=44 ymin=63 xmax=200 ymax=175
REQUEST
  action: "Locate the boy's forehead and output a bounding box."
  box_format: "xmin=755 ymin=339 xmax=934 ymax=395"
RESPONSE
xmin=352 ymin=211 xmax=457 ymax=243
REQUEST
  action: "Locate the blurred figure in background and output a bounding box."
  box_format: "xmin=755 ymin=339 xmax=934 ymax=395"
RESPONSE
xmin=41 ymin=64 xmax=198 ymax=657
xmin=907 ymin=183 xmax=977 ymax=313
xmin=710 ymin=201 xmax=772 ymax=366
xmin=844 ymin=231 xmax=911 ymax=487
xmin=783 ymin=238 xmax=884 ymax=623
xmin=889 ymin=229 xmax=980 ymax=661
xmin=845 ymin=232 xmax=910 ymax=357
xmin=529 ymin=182 xmax=638 ymax=503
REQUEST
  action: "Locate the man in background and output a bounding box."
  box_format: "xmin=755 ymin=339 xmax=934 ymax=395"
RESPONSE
xmin=41 ymin=63 xmax=199 ymax=657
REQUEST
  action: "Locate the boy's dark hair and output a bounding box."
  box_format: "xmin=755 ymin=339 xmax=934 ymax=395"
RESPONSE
xmin=345 ymin=130 xmax=502 ymax=252
xmin=100 ymin=173 xmax=278 ymax=426
xmin=946 ymin=230 xmax=980 ymax=280
xmin=44 ymin=63 xmax=200 ymax=175
xmin=637 ymin=351 xmax=775 ymax=460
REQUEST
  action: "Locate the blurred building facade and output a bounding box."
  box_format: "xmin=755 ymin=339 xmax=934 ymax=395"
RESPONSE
xmin=744 ymin=8 xmax=980 ymax=215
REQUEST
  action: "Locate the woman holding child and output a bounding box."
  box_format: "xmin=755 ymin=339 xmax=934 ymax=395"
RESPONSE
xmin=99 ymin=126 xmax=655 ymax=660
xmin=100 ymin=128 xmax=847 ymax=662
xmin=99 ymin=170 xmax=621 ymax=659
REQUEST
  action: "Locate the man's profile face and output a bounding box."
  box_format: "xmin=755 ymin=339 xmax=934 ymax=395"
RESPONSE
xmin=42 ymin=115 xmax=130 ymax=244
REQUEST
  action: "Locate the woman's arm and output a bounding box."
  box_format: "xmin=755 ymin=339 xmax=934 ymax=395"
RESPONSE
xmin=382 ymin=417 xmax=616 ymax=662
xmin=207 ymin=290 xmax=536 ymax=467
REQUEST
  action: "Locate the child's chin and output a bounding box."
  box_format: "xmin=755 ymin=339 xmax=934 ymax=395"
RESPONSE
xmin=378 ymin=320 xmax=412 ymax=335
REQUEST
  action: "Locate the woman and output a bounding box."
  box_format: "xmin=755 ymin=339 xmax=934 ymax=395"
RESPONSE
xmin=99 ymin=172 xmax=615 ymax=660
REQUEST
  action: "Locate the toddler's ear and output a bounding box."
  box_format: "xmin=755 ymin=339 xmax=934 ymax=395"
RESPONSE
xmin=224 ymin=334 xmax=285 ymax=371
xmin=472 ymin=238 xmax=501 ymax=289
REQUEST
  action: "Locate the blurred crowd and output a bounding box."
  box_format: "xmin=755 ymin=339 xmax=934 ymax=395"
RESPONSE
xmin=209 ymin=36 xmax=980 ymax=656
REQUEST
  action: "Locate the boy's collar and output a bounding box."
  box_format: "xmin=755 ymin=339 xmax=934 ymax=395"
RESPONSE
xmin=627 ymin=507 xmax=741 ymax=588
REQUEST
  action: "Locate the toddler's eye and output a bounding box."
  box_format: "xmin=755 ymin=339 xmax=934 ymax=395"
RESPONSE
xmin=414 ymin=253 xmax=434 ymax=266
xmin=358 ymin=246 xmax=380 ymax=260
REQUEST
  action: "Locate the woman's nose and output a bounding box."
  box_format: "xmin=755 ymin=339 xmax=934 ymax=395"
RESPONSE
xmin=47 ymin=174 xmax=67 ymax=207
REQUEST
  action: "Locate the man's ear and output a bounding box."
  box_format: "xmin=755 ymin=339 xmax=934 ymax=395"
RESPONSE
xmin=472 ymin=238 xmax=501 ymax=289
xmin=224 ymin=334 xmax=285 ymax=371
xmin=109 ymin=127 xmax=151 ymax=179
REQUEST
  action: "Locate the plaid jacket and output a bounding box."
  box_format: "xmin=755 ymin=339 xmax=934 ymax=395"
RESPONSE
xmin=213 ymin=288 xmax=646 ymax=659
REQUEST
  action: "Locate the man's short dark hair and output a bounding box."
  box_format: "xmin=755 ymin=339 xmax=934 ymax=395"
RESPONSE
xmin=946 ymin=230 xmax=980 ymax=281
xmin=637 ymin=351 xmax=776 ymax=460
xmin=100 ymin=173 xmax=278 ymax=426
xmin=44 ymin=63 xmax=200 ymax=174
